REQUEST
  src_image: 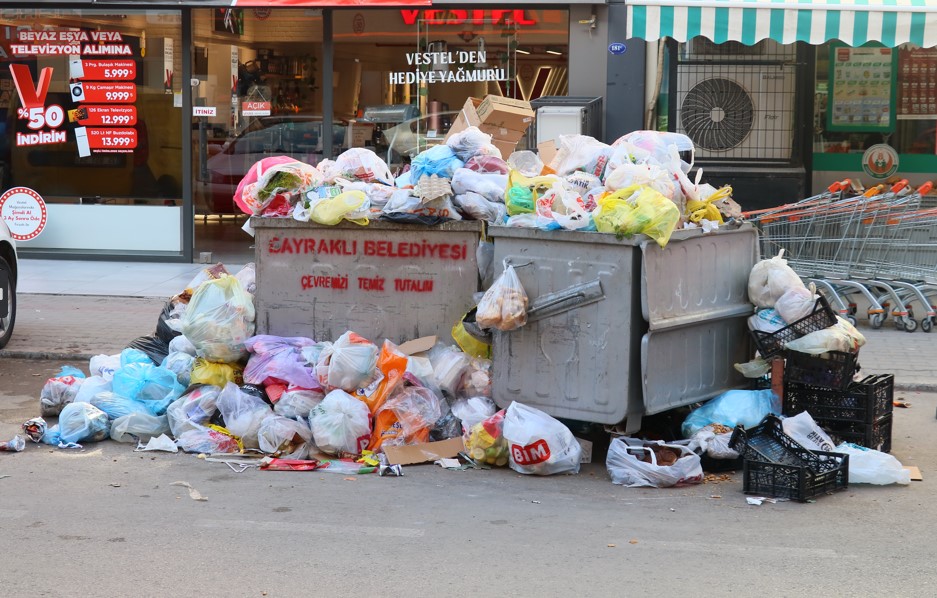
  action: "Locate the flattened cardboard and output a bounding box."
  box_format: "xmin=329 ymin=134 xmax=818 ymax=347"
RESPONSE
xmin=383 ymin=437 xmax=464 ymax=465
xmin=904 ymin=465 xmax=923 ymax=481
xmin=492 ymin=139 xmax=519 ymax=159
xmin=398 ymin=335 xmax=437 ymax=355
xmin=445 ymin=97 xmax=483 ymax=141
xmin=537 ymin=140 xmax=558 ymax=166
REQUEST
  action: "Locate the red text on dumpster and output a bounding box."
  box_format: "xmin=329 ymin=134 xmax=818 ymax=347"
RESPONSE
xmin=394 ymin=278 xmax=433 ymax=293
xmin=263 ymin=236 xmax=468 ymax=261
xmin=358 ymin=276 xmax=385 ymax=292
xmin=301 ymin=275 xmax=349 ymax=290
xmin=511 ymin=440 xmax=551 ymax=465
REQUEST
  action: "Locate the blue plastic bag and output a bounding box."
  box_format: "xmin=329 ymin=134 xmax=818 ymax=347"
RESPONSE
xmin=681 ymin=389 xmax=781 ymax=438
xmin=410 ymin=145 xmax=464 ymax=181
xmin=57 ymin=402 xmax=110 ymax=444
xmin=120 ymin=348 xmax=152 ymax=367
xmin=90 ymin=391 xmax=152 ymax=420
xmin=56 ymin=365 xmax=86 ymax=379
xmin=111 ymin=363 xmax=185 ymax=417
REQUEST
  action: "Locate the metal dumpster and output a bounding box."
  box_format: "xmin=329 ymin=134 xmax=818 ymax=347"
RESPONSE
xmin=252 ymin=218 xmax=481 ymax=344
xmin=489 ymin=224 xmax=757 ymax=432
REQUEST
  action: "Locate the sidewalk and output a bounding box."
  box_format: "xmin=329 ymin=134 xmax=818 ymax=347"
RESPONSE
xmin=3 ymin=291 xmax=935 ymax=391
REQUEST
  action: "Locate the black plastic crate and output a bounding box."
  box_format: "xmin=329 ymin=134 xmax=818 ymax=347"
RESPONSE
xmin=820 ymin=414 xmax=893 ymax=453
xmin=784 ymin=350 xmax=859 ymax=390
xmin=729 ymin=415 xmax=849 ymax=502
xmin=783 ymin=374 xmax=894 ymax=425
xmin=750 ymin=296 xmax=838 ymax=359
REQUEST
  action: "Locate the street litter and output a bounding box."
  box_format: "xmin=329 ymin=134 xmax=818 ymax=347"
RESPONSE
xmin=171 ymin=480 xmax=208 ymax=501
xmin=746 ymin=497 xmax=787 ymax=506
xmin=0 ymin=435 xmax=25 ymax=452
xmin=134 ymin=434 xmax=178 ymax=453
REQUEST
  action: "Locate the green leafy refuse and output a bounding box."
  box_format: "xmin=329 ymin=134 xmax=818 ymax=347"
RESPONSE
xmin=257 ymin=171 xmax=302 ymax=202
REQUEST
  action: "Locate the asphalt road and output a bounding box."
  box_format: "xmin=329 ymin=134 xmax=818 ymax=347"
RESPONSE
xmin=1 ymin=358 xmax=935 ymax=597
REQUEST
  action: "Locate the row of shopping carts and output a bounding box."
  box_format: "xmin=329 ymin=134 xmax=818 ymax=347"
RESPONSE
xmin=744 ymin=179 xmax=937 ymax=333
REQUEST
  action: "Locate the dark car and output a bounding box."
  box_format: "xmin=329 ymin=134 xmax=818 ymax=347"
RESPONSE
xmin=0 ymin=217 xmax=17 ymax=349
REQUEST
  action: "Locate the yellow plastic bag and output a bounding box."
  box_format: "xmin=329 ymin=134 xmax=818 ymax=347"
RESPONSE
xmin=190 ymin=358 xmax=243 ymax=387
xmin=594 ymin=184 xmax=680 ymax=248
xmin=304 ymin=190 xmax=369 ymax=226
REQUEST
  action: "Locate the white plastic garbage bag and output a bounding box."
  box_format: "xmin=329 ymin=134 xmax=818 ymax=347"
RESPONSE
xmin=309 ymin=389 xmax=372 ymax=456
xmin=606 ymin=438 xmax=703 ymax=487
xmin=835 ymin=442 xmax=911 ymax=485
xmin=39 ymin=374 xmax=84 ymax=416
xmin=168 ymin=335 xmax=198 ymax=357
xmin=451 ymin=396 xmax=498 ymax=432
xmin=451 ymin=168 xmax=508 ymax=204
xmin=781 ymin=411 xmax=837 ymax=452
xmin=89 ymin=353 xmax=121 ymax=380
xmin=502 ymin=401 xmax=581 ymax=475
xmin=167 ymin=384 xmax=222 ymax=437
xmin=334 ymin=147 xmax=393 ymax=184
xmin=258 ymin=415 xmax=313 ymax=459
xmin=785 ymin=316 xmax=866 ymax=355
xmin=748 ymin=308 xmax=787 ymax=333
xmin=110 ymin=412 xmax=171 ymax=443
xmin=315 ymin=331 xmax=378 ymax=392
xmin=216 ymin=382 xmax=272 ymax=449
xmin=775 ymin=286 xmax=818 ymax=324
xmin=274 ymin=386 xmax=325 ymax=420
xmin=686 ymin=424 xmax=739 ymax=460
xmin=748 ymin=250 xmax=806 ymax=308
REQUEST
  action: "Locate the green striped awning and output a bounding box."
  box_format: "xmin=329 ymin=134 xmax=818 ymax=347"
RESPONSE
xmin=627 ymin=0 xmax=937 ymax=47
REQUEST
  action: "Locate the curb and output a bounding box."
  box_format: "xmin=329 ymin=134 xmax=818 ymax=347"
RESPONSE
xmin=0 ymin=350 xmax=96 ymax=362
xmin=894 ymin=383 xmax=937 ymax=393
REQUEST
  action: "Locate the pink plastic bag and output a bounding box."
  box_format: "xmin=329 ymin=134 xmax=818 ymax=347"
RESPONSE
xmin=244 ymin=335 xmax=322 ymax=390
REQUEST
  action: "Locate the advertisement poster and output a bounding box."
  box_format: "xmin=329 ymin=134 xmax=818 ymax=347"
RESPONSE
xmin=8 ymin=28 xmax=140 ymax=157
xmin=827 ymin=45 xmax=897 ymax=133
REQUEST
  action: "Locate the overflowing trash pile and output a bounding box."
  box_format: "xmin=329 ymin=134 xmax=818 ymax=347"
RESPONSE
xmin=235 ymin=126 xmax=741 ymax=248
xmin=11 ymin=264 xmax=584 ymax=476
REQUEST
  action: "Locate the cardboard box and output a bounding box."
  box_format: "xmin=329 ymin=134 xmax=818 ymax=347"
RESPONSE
xmin=537 ymin=140 xmax=558 ymax=167
xmin=476 ymin=95 xmax=535 ymax=131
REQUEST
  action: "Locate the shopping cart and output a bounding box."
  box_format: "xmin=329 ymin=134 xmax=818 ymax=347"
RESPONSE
xmin=748 ymin=180 xmax=932 ymax=331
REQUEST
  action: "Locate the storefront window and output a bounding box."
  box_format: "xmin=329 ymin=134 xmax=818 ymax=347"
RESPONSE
xmin=0 ymin=8 xmax=183 ymax=255
xmin=333 ymin=8 xmax=569 ymax=171
xmin=814 ymin=43 xmax=937 ymax=174
xmin=193 ymin=8 xmax=325 ymax=215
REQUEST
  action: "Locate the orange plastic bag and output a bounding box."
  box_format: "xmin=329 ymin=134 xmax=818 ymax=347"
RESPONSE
xmin=359 ymin=340 xmax=408 ymax=415
xmin=368 ymin=386 xmax=445 ymax=452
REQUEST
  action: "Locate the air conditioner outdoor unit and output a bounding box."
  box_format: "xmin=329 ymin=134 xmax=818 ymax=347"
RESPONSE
xmin=675 ymin=64 xmax=796 ymax=162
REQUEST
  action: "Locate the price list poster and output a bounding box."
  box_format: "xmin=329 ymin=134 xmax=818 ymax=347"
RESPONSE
xmin=8 ymin=28 xmax=139 ymax=158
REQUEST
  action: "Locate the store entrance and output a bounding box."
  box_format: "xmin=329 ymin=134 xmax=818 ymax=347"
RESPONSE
xmin=191 ymin=7 xmax=325 ymax=264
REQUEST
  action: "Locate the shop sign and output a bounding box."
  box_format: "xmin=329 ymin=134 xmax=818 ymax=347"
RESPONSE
xmin=193 ymin=106 xmax=217 ymax=117
xmin=862 ymin=144 xmax=899 ymax=179
xmin=8 ymin=27 xmax=139 ymax=157
xmin=0 ymin=186 xmax=47 ymax=241
xmin=401 ymin=9 xmax=537 ymax=27
xmin=609 ymin=42 xmax=627 ymax=55
xmin=389 ymin=50 xmax=506 ymax=85
xmin=242 ymin=101 xmax=271 ymax=117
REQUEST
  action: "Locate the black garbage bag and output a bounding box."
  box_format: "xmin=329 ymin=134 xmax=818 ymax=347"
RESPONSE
xmin=240 ymin=383 xmax=272 ymax=407
xmin=127 ymin=335 xmax=170 ymax=366
xmin=429 ymin=412 xmax=463 ymax=442
xmin=155 ymin=300 xmax=182 ymax=344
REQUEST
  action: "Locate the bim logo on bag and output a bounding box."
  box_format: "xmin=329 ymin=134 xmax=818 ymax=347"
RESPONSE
xmin=511 ymin=439 xmax=551 ymax=465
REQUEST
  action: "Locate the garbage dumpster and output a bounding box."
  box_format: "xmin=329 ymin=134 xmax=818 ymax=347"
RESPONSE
xmin=252 ymin=218 xmax=481 ymax=344
xmin=489 ymin=224 xmax=757 ymax=433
